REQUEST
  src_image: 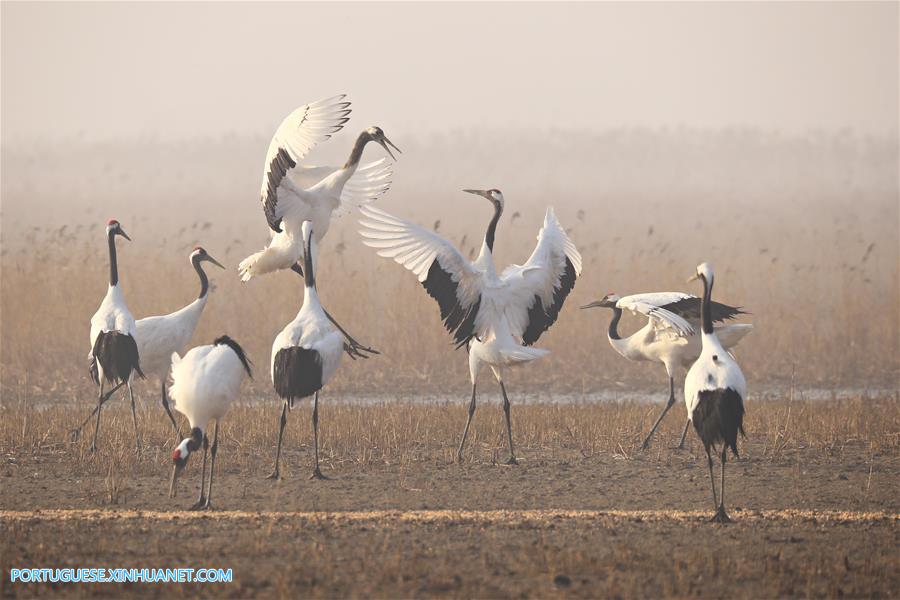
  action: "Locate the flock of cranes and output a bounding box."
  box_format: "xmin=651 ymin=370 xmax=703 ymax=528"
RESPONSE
xmin=79 ymin=95 xmax=751 ymax=521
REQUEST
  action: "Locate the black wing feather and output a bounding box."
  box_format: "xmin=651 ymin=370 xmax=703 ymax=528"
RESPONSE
xmin=214 ymin=335 xmax=253 ymax=378
xmin=662 ymin=297 xmax=746 ymax=323
xmin=262 ymin=147 xmax=297 ymax=233
xmin=692 ymin=387 xmax=745 ymax=457
xmin=422 ymin=259 xmax=481 ymax=349
xmin=273 ymin=347 xmax=324 ymax=405
xmin=91 ymin=331 xmax=145 ymax=385
xmin=522 ymin=257 xmax=578 ymax=346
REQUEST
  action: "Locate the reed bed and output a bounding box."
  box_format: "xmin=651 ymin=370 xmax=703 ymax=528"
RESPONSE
xmin=1 ymin=130 xmax=898 ymax=396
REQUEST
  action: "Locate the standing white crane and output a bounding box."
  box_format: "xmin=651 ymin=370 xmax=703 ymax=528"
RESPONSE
xmin=581 ymin=292 xmax=751 ymax=449
xmin=238 ymin=95 xmax=399 ymax=358
xmin=268 ymin=221 xmax=344 ymax=480
xmin=84 ymin=219 xmax=144 ymax=452
xmin=73 ymin=246 xmax=225 ymax=440
xmin=168 ymin=335 xmax=253 ymax=510
xmin=683 ymin=262 xmax=747 ymax=523
xmin=359 ymin=189 xmax=582 ymax=464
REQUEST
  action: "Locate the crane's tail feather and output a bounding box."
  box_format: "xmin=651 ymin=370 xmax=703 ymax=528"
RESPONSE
xmin=238 ymin=246 xmax=293 ymax=281
xmin=500 ymin=346 xmax=550 ymax=364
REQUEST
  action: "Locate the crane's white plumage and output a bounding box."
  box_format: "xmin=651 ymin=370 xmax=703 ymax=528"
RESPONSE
xmin=168 ymin=335 xmax=252 ymax=509
xmin=239 ymin=95 xmax=398 ymax=282
xmin=359 ymin=190 xmax=581 ymax=463
xmin=90 ymin=285 xmax=137 ymax=348
xmin=170 ymin=343 xmax=248 ymax=430
xmin=136 ymin=248 xmax=223 ymax=378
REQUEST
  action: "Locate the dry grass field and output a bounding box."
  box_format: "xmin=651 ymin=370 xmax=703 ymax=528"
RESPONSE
xmin=1 ymin=396 xmax=898 ymax=597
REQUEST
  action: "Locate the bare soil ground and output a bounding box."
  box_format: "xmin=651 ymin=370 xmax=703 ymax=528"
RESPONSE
xmin=1 ymin=398 xmax=898 ymax=597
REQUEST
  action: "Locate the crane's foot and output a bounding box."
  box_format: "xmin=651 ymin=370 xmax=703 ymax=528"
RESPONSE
xmin=89 ymin=442 xmax=98 ymax=454
xmin=709 ymin=507 xmax=732 ymax=523
xmin=504 ymin=456 xmax=519 ymax=466
xmin=69 ymin=428 xmax=81 ymax=443
xmin=265 ymin=470 xmax=281 ymax=481
xmin=670 ymin=442 xmax=687 ymax=451
xmin=641 ymin=438 xmax=652 ymax=451
xmin=188 ymin=497 xmax=208 ymax=511
xmin=309 ymin=468 xmax=328 ymax=480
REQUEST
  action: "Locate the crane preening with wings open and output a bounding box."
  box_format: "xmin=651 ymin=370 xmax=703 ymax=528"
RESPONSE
xmin=239 ymin=95 xmax=400 ymax=359
xmin=359 ymin=189 xmax=582 ymax=464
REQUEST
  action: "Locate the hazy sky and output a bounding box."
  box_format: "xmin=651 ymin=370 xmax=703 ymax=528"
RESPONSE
xmin=2 ymin=2 xmax=897 ymax=143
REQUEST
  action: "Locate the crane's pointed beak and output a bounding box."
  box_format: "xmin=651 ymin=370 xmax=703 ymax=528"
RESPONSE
xmin=463 ymin=189 xmax=489 ymax=199
xmin=581 ymin=300 xmax=605 ymax=309
xmin=206 ymin=255 xmax=226 ymax=270
xmin=118 ymin=228 xmax=132 ymax=241
xmin=687 ymin=273 xmax=700 ymax=283
xmin=169 ymin=463 xmax=184 ymax=498
xmin=378 ymin=136 xmax=401 ymax=161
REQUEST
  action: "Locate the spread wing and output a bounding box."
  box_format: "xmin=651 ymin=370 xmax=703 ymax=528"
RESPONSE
xmin=260 ymin=95 xmax=352 ymax=232
xmin=659 ymin=296 xmax=747 ymax=323
xmin=288 ymin=158 xmax=393 ymax=217
xmin=359 ymin=205 xmax=483 ymax=348
xmin=616 ymin=293 xmax=695 ymax=337
xmin=499 ymin=208 xmax=582 ymax=345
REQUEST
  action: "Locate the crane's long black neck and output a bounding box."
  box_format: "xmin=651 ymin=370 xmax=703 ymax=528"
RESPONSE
xmin=342 ymin=131 xmax=371 ymax=170
xmin=107 ymin=230 xmax=119 ymax=286
xmin=192 ymin=256 xmax=209 ymax=299
xmin=303 ymin=235 xmax=316 ymax=289
xmin=485 ymin=201 xmax=502 ymax=252
xmin=700 ymin=275 xmax=714 ymax=334
xmin=608 ymin=307 xmax=623 ymax=340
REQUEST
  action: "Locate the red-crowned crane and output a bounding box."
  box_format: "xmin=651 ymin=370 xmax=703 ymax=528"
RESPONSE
xmin=74 ymin=247 xmax=225 ymax=440
xmin=268 ymin=221 xmax=344 ymax=480
xmin=684 ymin=263 xmax=747 ymax=523
xmin=581 ymin=292 xmax=751 ymax=449
xmin=168 ymin=335 xmax=253 ymax=510
xmin=238 ymin=95 xmax=399 ymax=358
xmin=359 ymin=190 xmax=582 ymax=464
xmin=85 ymin=219 xmax=144 ymax=452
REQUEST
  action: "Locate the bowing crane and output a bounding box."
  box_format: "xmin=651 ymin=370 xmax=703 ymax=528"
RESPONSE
xmin=168 ymin=335 xmax=253 ymax=510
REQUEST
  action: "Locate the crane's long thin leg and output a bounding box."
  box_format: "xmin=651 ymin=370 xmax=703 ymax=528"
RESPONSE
xmin=266 ymin=400 xmax=288 ymax=480
xmin=499 ymin=381 xmax=518 ymax=465
xmin=161 ymin=382 xmax=181 ymax=437
xmin=642 ymin=377 xmax=677 ymax=450
xmin=190 ymin=435 xmax=209 ymax=510
xmin=128 ymin=381 xmax=141 ymax=453
xmin=90 ymin=380 xmax=106 ymax=453
xmin=290 ymin=263 xmax=378 ymax=359
xmin=71 ymin=382 xmax=124 ymax=441
xmin=456 ymin=384 xmax=477 ymax=463
xmin=711 ymin=447 xmax=731 ymax=523
xmin=310 ymin=392 xmax=326 ymax=480
xmin=705 ymin=445 xmax=718 ymax=512
xmin=677 ymin=419 xmax=691 ymax=450
xmin=201 ymin=421 xmax=219 ymax=510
